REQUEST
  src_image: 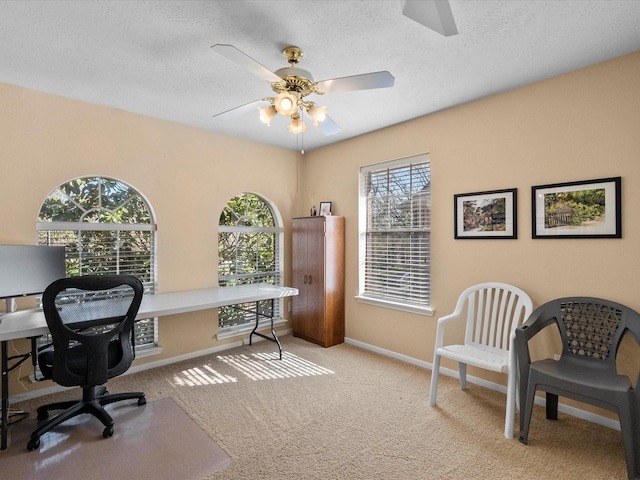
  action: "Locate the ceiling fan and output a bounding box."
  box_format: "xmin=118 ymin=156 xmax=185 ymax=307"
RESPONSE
xmin=211 ymin=44 xmax=395 ymax=136
xmin=401 ymin=0 xmax=458 ymax=37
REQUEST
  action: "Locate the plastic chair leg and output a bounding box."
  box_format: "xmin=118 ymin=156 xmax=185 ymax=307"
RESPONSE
xmin=459 ymin=362 xmax=467 ymax=390
xmin=545 ymin=392 xmax=558 ymax=420
xmin=504 ymin=370 xmax=516 ymax=439
xmin=618 ymin=404 xmax=637 ymax=480
xmin=519 ymin=380 xmax=537 ymax=444
xmin=429 ymin=354 xmax=441 ymax=406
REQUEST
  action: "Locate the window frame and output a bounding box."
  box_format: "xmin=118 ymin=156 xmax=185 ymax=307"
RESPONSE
xmin=356 ymin=154 xmax=434 ymax=316
xmin=36 ymin=176 xmax=159 ymax=351
xmin=217 ymin=192 xmax=285 ymax=338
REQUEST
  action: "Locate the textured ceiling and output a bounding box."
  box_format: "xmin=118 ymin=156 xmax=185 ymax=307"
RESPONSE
xmin=1 ymin=0 xmax=639 ymax=152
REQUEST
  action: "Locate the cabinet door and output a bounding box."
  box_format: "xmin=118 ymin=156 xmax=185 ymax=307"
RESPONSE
xmin=305 ymin=218 xmax=326 ymax=343
xmin=291 ymin=219 xmax=309 ymax=337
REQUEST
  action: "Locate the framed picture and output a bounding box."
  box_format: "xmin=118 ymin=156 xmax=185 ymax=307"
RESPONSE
xmin=319 ymin=201 xmax=332 ymax=216
xmin=454 ymin=188 xmax=517 ymax=239
xmin=531 ymin=176 xmax=621 ymax=239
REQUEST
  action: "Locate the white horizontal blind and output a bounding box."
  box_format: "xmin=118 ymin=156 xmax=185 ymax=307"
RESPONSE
xmin=36 ymin=228 xmax=157 ymax=347
xmin=361 ymin=156 xmax=431 ymax=307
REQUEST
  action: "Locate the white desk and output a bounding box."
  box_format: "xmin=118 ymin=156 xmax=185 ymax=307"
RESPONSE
xmin=0 ymin=283 xmax=298 ymax=341
xmin=0 ymin=283 xmax=298 ymax=450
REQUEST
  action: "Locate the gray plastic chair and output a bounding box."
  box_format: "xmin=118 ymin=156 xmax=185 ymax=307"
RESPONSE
xmin=516 ymin=297 xmax=640 ymax=480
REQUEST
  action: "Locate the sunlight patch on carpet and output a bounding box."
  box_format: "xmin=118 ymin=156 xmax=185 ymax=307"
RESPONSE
xmin=217 ymin=351 xmax=334 ymax=380
xmin=171 ymin=352 xmax=334 ymax=386
xmin=174 ymin=365 xmax=238 ymax=386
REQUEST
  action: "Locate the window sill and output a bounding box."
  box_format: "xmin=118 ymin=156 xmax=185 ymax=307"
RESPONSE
xmin=355 ymin=295 xmax=434 ymax=316
xmin=135 ymin=345 xmax=163 ymax=359
xmin=216 ymin=317 xmax=288 ymax=341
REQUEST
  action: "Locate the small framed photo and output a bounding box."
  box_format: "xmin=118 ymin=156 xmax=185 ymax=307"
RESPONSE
xmin=319 ymin=201 xmax=332 ymax=216
xmin=531 ymin=177 xmax=621 ymax=239
xmin=454 ymin=188 xmax=517 ymax=239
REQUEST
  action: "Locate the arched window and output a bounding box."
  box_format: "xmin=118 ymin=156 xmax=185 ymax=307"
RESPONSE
xmin=218 ymin=193 xmax=283 ymax=331
xmin=37 ymin=176 xmax=157 ymax=348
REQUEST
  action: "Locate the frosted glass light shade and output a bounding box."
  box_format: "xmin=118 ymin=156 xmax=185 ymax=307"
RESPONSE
xmin=287 ymin=116 xmax=307 ymax=134
xmin=258 ymin=105 xmax=277 ymax=126
xmin=274 ymin=91 xmax=298 ymax=116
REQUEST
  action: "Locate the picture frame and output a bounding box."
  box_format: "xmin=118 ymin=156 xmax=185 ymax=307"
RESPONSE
xmin=531 ymin=176 xmax=621 ymax=239
xmin=454 ymin=188 xmax=517 ymax=239
xmin=319 ymin=201 xmax=332 ymax=216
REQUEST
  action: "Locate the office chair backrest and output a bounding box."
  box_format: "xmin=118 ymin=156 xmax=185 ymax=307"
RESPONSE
xmin=42 ymin=275 xmax=144 ymax=387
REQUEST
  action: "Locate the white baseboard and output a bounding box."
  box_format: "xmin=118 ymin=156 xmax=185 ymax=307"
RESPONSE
xmin=344 ymin=337 xmax=621 ymax=432
xmin=9 ymin=328 xmax=293 ymax=404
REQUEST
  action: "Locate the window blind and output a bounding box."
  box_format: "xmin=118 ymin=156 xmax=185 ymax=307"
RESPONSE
xmin=36 ymin=227 xmax=157 ymax=347
xmin=361 ymin=156 xmax=431 ymax=307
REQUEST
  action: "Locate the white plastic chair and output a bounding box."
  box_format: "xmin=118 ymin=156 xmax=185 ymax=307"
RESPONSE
xmin=429 ymin=282 xmax=533 ymax=438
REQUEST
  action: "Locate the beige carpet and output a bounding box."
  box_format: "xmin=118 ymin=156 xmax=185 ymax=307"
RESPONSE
xmin=6 ymin=335 xmax=629 ymax=479
xmin=1 ymin=397 xmax=230 ymax=479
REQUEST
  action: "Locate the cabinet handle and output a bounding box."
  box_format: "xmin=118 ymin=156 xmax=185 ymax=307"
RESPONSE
xmin=304 ymin=275 xmax=307 ymax=284
xmin=308 ymin=275 xmax=312 ymax=285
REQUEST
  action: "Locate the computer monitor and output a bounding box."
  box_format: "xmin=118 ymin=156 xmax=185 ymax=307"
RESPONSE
xmin=0 ymin=245 xmax=66 ymax=300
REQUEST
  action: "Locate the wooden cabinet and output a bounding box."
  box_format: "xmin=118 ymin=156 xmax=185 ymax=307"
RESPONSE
xmin=291 ymin=216 xmax=345 ymax=347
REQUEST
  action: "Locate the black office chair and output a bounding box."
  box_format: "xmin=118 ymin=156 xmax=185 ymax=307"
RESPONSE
xmin=27 ymin=275 xmax=146 ymax=451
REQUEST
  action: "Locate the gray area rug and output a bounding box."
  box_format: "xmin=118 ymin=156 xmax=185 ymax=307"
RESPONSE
xmin=1 ymin=396 xmax=230 ymax=479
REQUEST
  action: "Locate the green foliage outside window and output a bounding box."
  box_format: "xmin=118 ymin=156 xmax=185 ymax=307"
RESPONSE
xmin=218 ymin=193 xmax=281 ymax=329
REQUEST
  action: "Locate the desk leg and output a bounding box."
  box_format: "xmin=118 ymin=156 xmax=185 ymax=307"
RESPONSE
xmin=0 ymin=338 xmax=36 ymax=450
xmin=249 ymin=299 xmax=282 ymax=360
xmin=1 ymin=340 xmax=8 ymax=450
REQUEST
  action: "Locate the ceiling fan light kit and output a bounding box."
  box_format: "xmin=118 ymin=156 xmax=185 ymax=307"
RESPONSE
xmin=211 ymin=43 xmax=395 ymax=137
xmin=270 ymin=46 xmax=324 ymax=134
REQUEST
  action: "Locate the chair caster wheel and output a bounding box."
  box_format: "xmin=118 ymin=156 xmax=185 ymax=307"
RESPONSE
xmin=27 ymin=438 xmax=40 ymax=451
xmin=103 ymin=425 xmax=114 ymax=438
xmin=138 ymin=397 xmax=146 ymax=406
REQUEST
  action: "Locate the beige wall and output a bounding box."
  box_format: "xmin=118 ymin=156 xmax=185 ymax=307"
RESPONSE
xmin=303 ymin=51 xmax=640 ymax=374
xmin=1 ymin=50 xmax=639 ymax=399
xmin=0 ymin=83 xmax=299 ymax=393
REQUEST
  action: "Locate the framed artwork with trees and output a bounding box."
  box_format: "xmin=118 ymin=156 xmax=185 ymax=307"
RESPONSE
xmin=531 ymin=177 xmax=621 ymax=239
xmin=454 ymin=188 xmax=517 ymax=239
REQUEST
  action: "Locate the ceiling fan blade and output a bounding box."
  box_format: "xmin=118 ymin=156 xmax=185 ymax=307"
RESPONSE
xmin=213 ymin=99 xmax=265 ymax=120
xmin=318 ymin=115 xmax=341 ymax=136
xmin=401 ymin=0 xmax=458 ymax=37
xmin=211 ymin=44 xmax=282 ymax=83
xmin=316 ymin=71 xmax=395 ymax=94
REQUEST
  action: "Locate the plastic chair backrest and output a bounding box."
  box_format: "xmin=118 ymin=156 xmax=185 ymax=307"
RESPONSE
xmin=551 ymin=298 xmax=640 ymax=368
xmin=42 ymin=275 xmax=143 ymax=387
xmin=462 ymin=283 xmax=532 ymax=352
